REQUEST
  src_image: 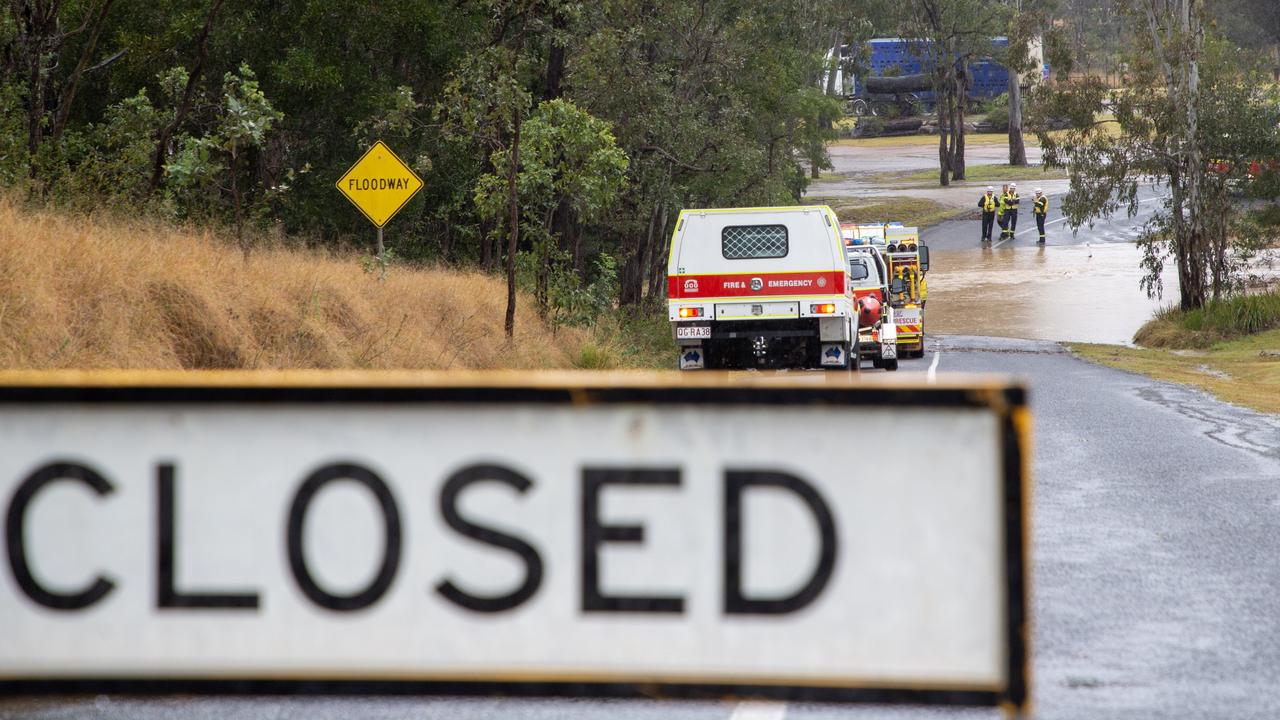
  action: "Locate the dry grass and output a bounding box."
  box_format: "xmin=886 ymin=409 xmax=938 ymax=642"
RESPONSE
xmin=829 ymin=132 xmax=1011 ymax=148
xmin=0 ymin=197 xmax=628 ymax=370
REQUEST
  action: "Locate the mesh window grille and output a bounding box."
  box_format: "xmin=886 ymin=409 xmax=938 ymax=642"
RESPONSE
xmin=722 ymin=225 xmax=788 ymax=259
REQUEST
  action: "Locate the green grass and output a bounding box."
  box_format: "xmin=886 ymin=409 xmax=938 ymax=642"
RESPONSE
xmin=575 ymin=307 xmax=672 ymax=369
xmin=870 ymin=163 xmax=1067 ymax=186
xmin=1133 ymin=292 xmax=1280 ymax=349
xmin=807 ymin=194 xmax=970 ymax=228
xmin=1071 ymin=329 xmax=1280 ymax=415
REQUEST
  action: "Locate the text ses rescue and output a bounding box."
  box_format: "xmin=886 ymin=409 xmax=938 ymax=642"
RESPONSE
xmin=5 ymin=461 xmax=837 ymax=616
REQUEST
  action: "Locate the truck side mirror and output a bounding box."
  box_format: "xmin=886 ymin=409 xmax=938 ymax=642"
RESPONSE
xmin=890 ymin=277 xmax=906 ymax=295
xmin=919 ymin=245 xmax=930 ymax=272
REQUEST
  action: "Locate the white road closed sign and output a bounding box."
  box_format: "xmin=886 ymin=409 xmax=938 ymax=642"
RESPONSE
xmin=0 ymin=372 xmax=1029 ymax=710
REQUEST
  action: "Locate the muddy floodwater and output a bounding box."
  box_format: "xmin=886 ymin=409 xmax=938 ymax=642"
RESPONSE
xmin=926 ymin=244 xmax=1177 ymax=345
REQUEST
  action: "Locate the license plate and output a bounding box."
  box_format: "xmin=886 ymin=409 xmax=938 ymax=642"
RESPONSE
xmin=676 ymin=326 xmax=711 ymax=339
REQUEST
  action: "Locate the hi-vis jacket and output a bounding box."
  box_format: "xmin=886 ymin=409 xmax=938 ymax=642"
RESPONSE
xmin=979 ymin=193 xmax=997 ymax=212
xmin=1033 ymin=195 xmax=1048 ymax=216
xmin=1002 ymin=192 xmax=1020 ymax=213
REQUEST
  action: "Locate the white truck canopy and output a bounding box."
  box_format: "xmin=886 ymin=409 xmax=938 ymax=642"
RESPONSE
xmin=667 ymin=206 xmax=847 ymax=300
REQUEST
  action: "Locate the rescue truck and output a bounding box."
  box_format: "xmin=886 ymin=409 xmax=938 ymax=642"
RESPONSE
xmin=843 ymin=223 xmax=930 ymax=359
xmin=667 ymin=206 xmax=859 ymax=371
xmin=841 ymin=224 xmax=898 ymax=371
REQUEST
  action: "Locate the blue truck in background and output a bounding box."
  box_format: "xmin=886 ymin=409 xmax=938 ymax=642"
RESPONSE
xmin=825 ymin=37 xmax=1047 ymax=116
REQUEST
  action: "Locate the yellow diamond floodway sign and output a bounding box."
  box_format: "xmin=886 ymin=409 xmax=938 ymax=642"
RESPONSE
xmin=336 ymin=140 xmax=423 ymax=228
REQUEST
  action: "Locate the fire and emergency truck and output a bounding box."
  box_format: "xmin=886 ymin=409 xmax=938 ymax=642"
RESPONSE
xmin=842 ymin=223 xmax=930 ymax=359
xmin=667 ymin=206 xmax=859 ymax=371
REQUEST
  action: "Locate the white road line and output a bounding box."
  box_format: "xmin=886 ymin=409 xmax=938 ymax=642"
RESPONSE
xmin=927 ymin=348 xmax=941 ymax=382
xmin=990 ymin=193 xmax=1169 ymax=248
xmin=729 ymin=701 xmax=787 ymax=720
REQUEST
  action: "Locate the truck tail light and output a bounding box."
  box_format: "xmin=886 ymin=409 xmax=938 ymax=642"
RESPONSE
xmin=811 ymin=303 xmax=836 ymax=314
xmin=678 ymin=307 xmax=703 ymax=318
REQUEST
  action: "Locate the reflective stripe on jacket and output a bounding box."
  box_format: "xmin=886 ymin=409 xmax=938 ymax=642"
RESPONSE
xmin=979 ymin=193 xmax=997 ymax=212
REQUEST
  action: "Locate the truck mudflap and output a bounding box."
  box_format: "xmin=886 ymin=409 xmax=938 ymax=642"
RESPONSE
xmin=680 ymin=346 xmax=705 ymax=370
xmin=880 ymin=307 xmax=898 ymax=359
xmin=820 ymin=343 xmax=849 ymax=367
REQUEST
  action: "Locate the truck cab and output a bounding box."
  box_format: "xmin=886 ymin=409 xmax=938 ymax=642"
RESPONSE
xmin=667 ymin=206 xmax=857 ymax=370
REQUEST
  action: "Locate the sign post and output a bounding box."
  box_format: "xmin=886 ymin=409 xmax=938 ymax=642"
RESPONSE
xmin=0 ymin=372 xmax=1030 ymax=713
xmin=335 ymin=141 xmax=423 ymax=280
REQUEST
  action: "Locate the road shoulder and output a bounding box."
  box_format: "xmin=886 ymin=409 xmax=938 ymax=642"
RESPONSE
xmin=1069 ymin=332 xmax=1280 ymax=415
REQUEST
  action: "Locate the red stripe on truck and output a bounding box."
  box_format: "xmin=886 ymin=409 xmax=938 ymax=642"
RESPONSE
xmin=668 ymin=271 xmax=846 ymax=299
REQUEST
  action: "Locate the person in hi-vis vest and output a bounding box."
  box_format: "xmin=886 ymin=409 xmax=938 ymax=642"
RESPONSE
xmin=978 ymin=186 xmax=997 ymax=243
xmin=1033 ymin=188 xmax=1049 ymax=244
xmin=1001 ymin=183 xmax=1021 ymax=239
xmin=996 ymin=183 xmax=1010 ymax=236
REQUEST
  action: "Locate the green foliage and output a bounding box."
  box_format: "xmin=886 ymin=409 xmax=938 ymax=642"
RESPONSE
xmin=982 ymin=93 xmax=1010 ymax=132
xmin=1138 ymin=291 xmax=1280 ymax=348
xmin=219 ymin=64 xmax=281 ymax=155
xmin=2 ymin=0 xmax=879 ymax=318
xmin=360 ymin=248 xmax=398 ymax=275
xmin=0 ymin=82 xmax=27 ymax=186
xmin=520 ymin=250 xmax=620 ymax=330
xmin=1033 ymin=7 xmax=1280 ymax=309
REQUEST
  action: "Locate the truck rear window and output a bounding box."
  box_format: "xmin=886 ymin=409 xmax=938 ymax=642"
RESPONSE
xmin=722 ymin=225 xmax=788 ymax=259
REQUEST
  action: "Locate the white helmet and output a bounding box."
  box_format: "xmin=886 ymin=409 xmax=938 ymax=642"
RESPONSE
xmin=1035 ymin=188 xmax=1043 ymax=195
xmin=986 ymin=186 xmax=994 ymax=192
xmin=1010 ymin=182 xmax=1017 ymax=189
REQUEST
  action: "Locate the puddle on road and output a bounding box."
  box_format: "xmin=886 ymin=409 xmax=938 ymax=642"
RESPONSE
xmin=926 ymin=243 xmax=1176 ymax=345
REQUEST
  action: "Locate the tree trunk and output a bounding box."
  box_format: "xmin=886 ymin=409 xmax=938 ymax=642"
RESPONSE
xmin=647 ymin=203 xmax=670 ymax=300
xmin=951 ymin=63 xmax=967 ymax=180
xmin=504 ymin=113 xmax=522 ymax=339
xmin=50 ymin=0 xmax=117 ymax=142
xmin=637 ymin=199 xmax=660 ymax=299
xmin=937 ymin=72 xmax=952 ymax=187
xmin=148 ymin=0 xmax=225 ymax=194
xmin=542 ymin=8 xmax=567 ymax=101
xmin=1179 ymin=0 xmax=1205 ymax=310
xmin=25 ymin=45 xmax=47 ymax=177
xmin=824 ymin=30 xmax=840 ymax=97
xmin=21 ymin=0 xmax=61 ymax=179
xmin=232 ymin=143 xmax=248 ymax=261
xmin=480 ymin=218 xmax=493 ymax=269
xmin=1008 ymin=60 xmax=1027 ymax=165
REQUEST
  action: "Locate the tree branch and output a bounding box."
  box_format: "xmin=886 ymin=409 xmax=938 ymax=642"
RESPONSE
xmin=50 ymin=0 xmax=117 ymax=141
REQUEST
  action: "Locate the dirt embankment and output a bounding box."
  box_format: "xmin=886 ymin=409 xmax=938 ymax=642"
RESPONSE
xmin=0 ymin=198 xmax=611 ymax=370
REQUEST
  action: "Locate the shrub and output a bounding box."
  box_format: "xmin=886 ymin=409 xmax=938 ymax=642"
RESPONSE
xmin=1134 ymin=291 xmax=1280 ymax=348
xmin=983 ymin=93 xmax=1010 ymax=133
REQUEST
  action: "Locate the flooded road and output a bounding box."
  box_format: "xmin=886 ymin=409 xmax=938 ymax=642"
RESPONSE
xmin=926 ymin=243 xmax=1175 ymax=345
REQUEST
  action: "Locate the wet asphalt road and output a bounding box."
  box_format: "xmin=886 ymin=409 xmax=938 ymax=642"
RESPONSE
xmin=921 ymin=183 xmax=1168 ymax=252
xmin=6 ymin=335 xmax=1280 ymax=719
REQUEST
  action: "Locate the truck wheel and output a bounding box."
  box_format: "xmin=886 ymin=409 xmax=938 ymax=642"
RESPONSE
xmin=883 ymin=358 xmax=899 ymax=371
xmin=871 ymin=356 xmax=884 ymax=369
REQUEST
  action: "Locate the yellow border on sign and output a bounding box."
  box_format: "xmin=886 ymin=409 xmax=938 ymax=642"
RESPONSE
xmin=0 ymin=667 xmax=1003 ymax=693
xmin=334 ymin=140 xmax=424 ymax=228
xmin=0 ymin=368 xmax=1024 ymax=393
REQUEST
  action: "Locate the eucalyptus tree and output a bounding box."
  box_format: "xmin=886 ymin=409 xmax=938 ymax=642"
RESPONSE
xmin=1035 ymin=1 xmax=1280 ymax=309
